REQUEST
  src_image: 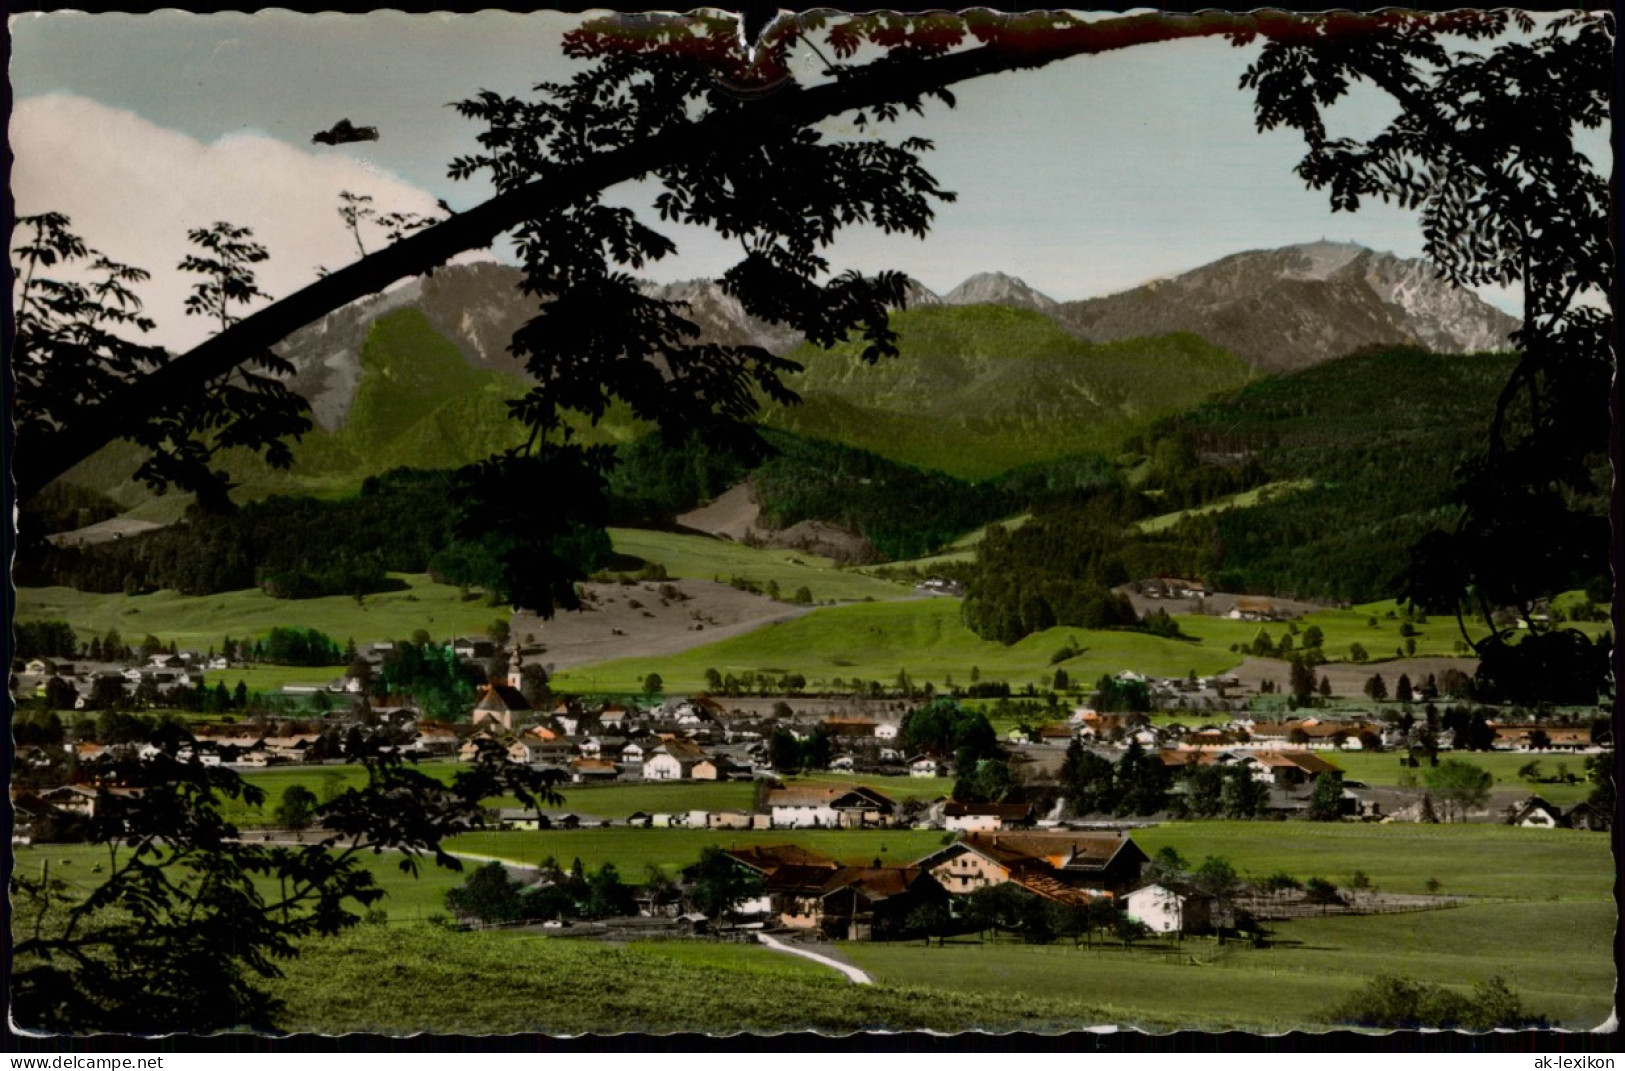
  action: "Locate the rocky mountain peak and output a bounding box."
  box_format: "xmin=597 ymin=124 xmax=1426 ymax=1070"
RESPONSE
xmin=944 ymin=271 xmax=1058 ymax=312
xmin=1056 ymin=242 xmax=1518 ymax=373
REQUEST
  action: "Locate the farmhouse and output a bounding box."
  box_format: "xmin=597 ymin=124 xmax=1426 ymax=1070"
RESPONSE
xmin=907 ymin=755 xmax=944 ymax=778
xmin=1239 ymin=750 xmax=1342 ymax=787
xmin=915 ymin=831 xmax=1149 ymax=901
xmin=942 ymin=801 xmax=1035 ymax=833
xmin=643 ymin=740 xmax=708 ymax=781
xmin=708 ymin=844 xmax=842 ymax=921
xmin=1508 ymin=796 xmax=1564 ymax=828
xmin=764 ymin=785 xmax=896 ymax=828
xmin=570 ymin=757 xmax=619 ymax=783
xmin=1124 ymin=882 xmax=1215 ymax=935
xmin=818 ymin=867 xmax=949 ymax=940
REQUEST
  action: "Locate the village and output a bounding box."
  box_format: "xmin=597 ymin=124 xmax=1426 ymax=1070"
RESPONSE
xmin=10 ymin=615 xmax=1613 ymax=955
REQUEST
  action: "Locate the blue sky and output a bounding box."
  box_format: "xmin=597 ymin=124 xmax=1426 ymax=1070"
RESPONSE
xmin=11 ymin=10 xmax=1540 ymax=348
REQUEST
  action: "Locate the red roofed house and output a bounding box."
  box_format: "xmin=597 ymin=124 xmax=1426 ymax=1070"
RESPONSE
xmin=1239 ymin=750 xmax=1342 ymax=787
xmin=913 ymin=831 xmax=1149 ymax=902
xmin=818 ymin=867 xmax=950 ymax=940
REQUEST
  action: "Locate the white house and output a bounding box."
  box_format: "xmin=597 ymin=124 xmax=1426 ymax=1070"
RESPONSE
xmin=874 ymin=722 xmax=899 ymax=741
xmin=765 ymin=785 xmax=895 ymax=829
xmin=1125 ymin=883 xmax=1213 ymax=935
xmin=643 ymin=740 xmax=707 ymax=781
xmin=908 ymin=756 xmax=944 ymax=778
xmin=942 ymin=801 xmax=1033 ymax=833
xmin=1510 ymin=796 xmax=1564 ymax=828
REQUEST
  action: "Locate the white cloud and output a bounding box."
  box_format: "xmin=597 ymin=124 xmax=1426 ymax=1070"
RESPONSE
xmin=11 ymin=93 xmax=448 ymax=351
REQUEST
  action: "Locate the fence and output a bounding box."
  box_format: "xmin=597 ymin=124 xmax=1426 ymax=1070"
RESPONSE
xmin=1238 ymin=893 xmax=1465 ymax=921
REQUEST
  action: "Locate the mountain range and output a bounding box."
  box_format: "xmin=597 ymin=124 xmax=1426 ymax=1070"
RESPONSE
xmin=43 ymin=240 xmax=1522 ymax=513
xmin=1052 ymin=241 xmax=1519 ymax=373
xmin=269 ymin=240 xmax=1521 ymax=432
xmin=272 ymin=239 xmax=1517 ymax=431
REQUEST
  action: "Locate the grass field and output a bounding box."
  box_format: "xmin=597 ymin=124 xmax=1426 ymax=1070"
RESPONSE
xmin=1134 ymin=479 xmax=1318 ymax=534
xmin=263 ymin=922 xmax=1123 ymax=1034
xmin=443 ymin=827 xmax=951 ymax=874
xmin=1175 ymin=600 xmax=1483 ymax=662
xmin=209 ymin=664 xmax=352 ymax=694
xmin=15 ymin=573 xmax=507 ymax=651
xmin=1327 ymin=751 xmax=1595 ymax=806
xmin=607 ymin=528 xmax=912 ymax=603
xmin=9 ymin=839 xmax=470 ymax=923
xmin=550 ymin=597 xmax=1240 ymax=694
xmin=223 ymin=761 xmax=467 ymax=827
xmin=1132 ymin=821 xmax=1611 ymax=900
xmin=844 ymin=898 xmax=1614 ymax=1031
xmin=19 ymin=815 xmax=1612 ymax=1033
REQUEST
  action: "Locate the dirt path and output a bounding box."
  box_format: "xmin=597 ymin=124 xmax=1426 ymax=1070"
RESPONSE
xmin=755 ymin=932 xmax=873 ymax=984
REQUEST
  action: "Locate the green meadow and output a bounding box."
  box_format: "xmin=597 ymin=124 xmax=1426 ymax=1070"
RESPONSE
xmin=844 ymin=897 xmax=1614 ymax=1031
xmin=550 ymin=596 xmax=1240 ymax=694
xmin=15 ymin=573 xmax=506 ymax=651
xmin=1131 ymin=821 xmax=1611 ymax=900
xmin=209 ymin=664 xmax=352 ymax=694
xmin=1133 ymin=478 xmax=1318 ymax=534
xmin=1327 ymin=751 xmax=1595 ymax=806
xmin=263 ymin=922 xmax=1121 ymax=1034
xmin=607 ymin=527 xmax=912 ymax=603
xmin=1177 ymin=599 xmax=1483 ymax=661
xmin=18 ymin=816 xmax=1612 ymax=1033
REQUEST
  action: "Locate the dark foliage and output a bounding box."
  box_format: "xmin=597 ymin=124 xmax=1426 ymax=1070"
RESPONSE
xmin=1330 ymin=974 xmax=1548 ymax=1031
xmin=10 ymin=736 xmax=562 ymax=1032
xmin=960 ymin=491 xmax=1144 ymax=645
xmin=1242 ymin=10 xmax=1613 ymax=701
xmin=899 ymin=697 xmax=998 ymax=763
xmin=14 ymin=620 xmax=80 ymax=659
xmin=13 ymin=468 xmax=561 ymax=601
xmin=686 ymin=847 xmax=766 ymax=920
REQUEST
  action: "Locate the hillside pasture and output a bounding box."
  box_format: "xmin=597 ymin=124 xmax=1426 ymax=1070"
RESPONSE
xmin=263 ymin=922 xmax=1121 ymax=1034
xmin=607 ymin=527 xmax=911 ymax=603
xmin=1133 ymin=478 xmax=1317 ymax=534
xmin=551 ymin=597 xmax=1240 ymax=695
xmin=865 ymin=512 xmax=1033 ymax=572
xmin=763 ymin=306 xmax=1255 ymax=479
xmin=1172 ymin=604 xmax=1480 ymax=663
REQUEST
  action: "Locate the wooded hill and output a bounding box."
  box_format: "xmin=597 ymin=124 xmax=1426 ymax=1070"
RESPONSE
xmin=958 ymin=346 xmax=1611 ymax=644
xmin=761 ymin=305 xmax=1257 ymax=480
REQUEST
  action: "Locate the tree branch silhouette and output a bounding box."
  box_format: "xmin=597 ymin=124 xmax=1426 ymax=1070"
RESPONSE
xmin=18 ymin=7 xmax=1390 ymax=502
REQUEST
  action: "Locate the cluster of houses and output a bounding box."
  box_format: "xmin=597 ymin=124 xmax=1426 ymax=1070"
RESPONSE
xmin=16 ymin=652 xmax=221 ymax=708
xmin=458 ymin=683 xmax=955 ymax=787
xmin=671 ymin=831 xmax=1157 ymax=940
